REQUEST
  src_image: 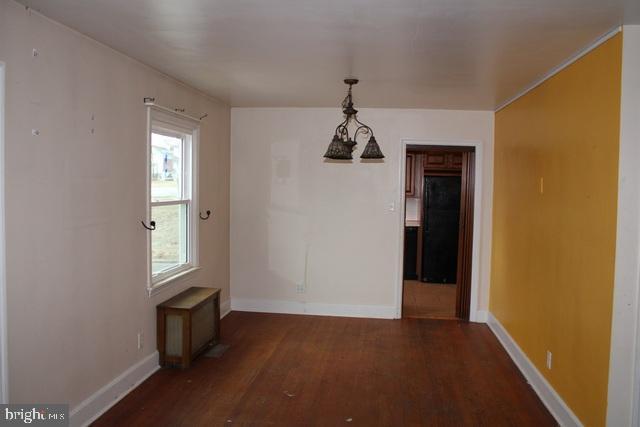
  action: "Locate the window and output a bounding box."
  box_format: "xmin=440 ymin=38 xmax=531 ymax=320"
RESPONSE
xmin=147 ymin=107 xmax=199 ymax=291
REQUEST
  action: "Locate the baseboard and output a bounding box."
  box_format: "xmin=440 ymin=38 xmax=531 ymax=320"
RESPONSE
xmin=220 ymin=298 xmax=231 ymax=318
xmin=473 ymin=310 xmax=488 ymax=323
xmin=69 ymin=351 xmax=160 ymax=427
xmin=487 ymin=313 xmax=582 ymax=427
xmin=231 ymin=297 xmax=396 ymax=319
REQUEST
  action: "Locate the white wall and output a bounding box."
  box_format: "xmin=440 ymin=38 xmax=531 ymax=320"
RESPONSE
xmin=607 ymin=25 xmax=640 ymax=427
xmin=0 ymin=0 xmax=230 ymax=412
xmin=231 ymin=108 xmax=493 ymax=318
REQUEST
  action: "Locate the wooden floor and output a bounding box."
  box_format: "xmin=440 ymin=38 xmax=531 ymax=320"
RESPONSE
xmin=94 ymin=312 xmax=555 ymax=427
xmin=403 ymin=280 xmax=457 ymax=319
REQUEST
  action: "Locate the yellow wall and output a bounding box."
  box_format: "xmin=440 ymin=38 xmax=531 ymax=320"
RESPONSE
xmin=491 ymin=34 xmax=622 ymax=426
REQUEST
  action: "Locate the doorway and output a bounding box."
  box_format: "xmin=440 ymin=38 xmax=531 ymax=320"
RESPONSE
xmin=401 ymin=146 xmax=475 ymax=320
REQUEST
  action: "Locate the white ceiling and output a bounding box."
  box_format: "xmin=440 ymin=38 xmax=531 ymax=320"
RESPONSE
xmin=19 ymin=0 xmax=640 ymax=109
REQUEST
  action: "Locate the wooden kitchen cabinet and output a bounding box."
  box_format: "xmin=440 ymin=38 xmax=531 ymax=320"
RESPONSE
xmin=406 ymin=153 xmax=424 ymax=197
xmin=424 ymin=152 xmax=463 ymax=171
xmin=406 ymin=153 xmax=415 ymax=196
xmin=424 ymin=152 xmax=447 ymax=169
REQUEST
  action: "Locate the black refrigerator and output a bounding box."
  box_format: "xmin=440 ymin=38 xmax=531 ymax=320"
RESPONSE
xmin=421 ymin=175 xmax=461 ymax=284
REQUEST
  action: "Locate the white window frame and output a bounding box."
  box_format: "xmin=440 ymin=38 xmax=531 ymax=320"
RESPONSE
xmin=146 ymin=106 xmax=200 ymax=295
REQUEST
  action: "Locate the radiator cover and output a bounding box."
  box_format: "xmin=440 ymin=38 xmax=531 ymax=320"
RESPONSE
xmin=157 ymin=287 xmax=221 ymax=368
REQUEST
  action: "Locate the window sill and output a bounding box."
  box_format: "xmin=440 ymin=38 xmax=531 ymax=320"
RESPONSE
xmin=147 ymin=266 xmax=201 ymax=297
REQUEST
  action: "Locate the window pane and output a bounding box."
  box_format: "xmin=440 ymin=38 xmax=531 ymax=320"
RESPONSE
xmin=151 ymin=133 xmax=183 ymax=202
xmin=152 ymin=204 xmax=188 ymax=275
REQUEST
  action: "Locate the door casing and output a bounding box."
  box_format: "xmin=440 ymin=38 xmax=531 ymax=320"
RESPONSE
xmin=396 ymin=139 xmax=484 ymax=322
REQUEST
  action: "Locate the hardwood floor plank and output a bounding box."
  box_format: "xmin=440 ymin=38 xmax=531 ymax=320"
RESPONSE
xmin=403 ymin=281 xmax=457 ymax=319
xmin=92 ymin=312 xmax=556 ymax=427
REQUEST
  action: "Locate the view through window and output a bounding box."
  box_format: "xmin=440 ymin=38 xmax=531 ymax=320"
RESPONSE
xmin=150 ymin=131 xmax=191 ymax=278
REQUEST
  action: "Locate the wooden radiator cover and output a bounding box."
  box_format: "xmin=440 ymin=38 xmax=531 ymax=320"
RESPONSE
xmin=157 ymin=286 xmax=221 ymax=368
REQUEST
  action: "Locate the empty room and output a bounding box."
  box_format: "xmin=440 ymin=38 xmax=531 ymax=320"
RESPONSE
xmin=1 ymin=0 xmax=640 ymax=426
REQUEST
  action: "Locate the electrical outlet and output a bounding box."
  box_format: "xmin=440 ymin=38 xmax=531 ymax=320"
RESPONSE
xmin=546 ymin=350 xmax=552 ymax=370
xmin=296 ymin=283 xmax=305 ymax=293
xmin=137 ymin=331 xmax=144 ymax=350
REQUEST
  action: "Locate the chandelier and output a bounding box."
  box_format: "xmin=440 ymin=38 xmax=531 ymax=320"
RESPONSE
xmin=324 ymin=79 xmax=384 ymax=160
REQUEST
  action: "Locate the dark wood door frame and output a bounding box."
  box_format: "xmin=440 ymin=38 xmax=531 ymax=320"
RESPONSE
xmin=400 ymin=145 xmax=476 ymax=321
xmin=455 ymin=152 xmax=475 ymax=319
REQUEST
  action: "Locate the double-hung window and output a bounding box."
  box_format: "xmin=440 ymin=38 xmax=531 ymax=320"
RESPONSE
xmin=147 ymin=107 xmax=199 ymax=292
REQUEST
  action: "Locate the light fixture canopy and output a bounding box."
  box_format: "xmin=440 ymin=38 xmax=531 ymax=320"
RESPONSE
xmin=324 ymin=79 xmax=384 ymax=160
